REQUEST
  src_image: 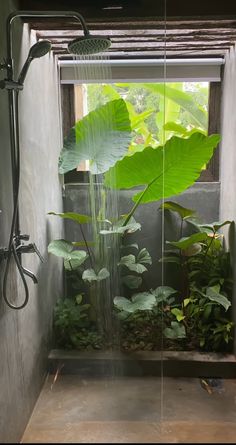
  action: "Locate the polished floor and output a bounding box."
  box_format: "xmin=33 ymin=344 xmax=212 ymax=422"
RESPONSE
xmin=21 ymin=375 xmax=236 ymax=443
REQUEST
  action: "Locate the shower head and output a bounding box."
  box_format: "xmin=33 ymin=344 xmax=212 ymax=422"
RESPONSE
xmin=28 ymin=40 xmax=52 ymax=59
xmin=68 ymin=34 xmax=111 ymax=56
xmin=18 ymin=40 xmax=51 ymax=85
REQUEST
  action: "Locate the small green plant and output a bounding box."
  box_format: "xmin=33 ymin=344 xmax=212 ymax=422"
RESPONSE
xmin=160 ymin=201 xmax=234 ymax=351
xmin=53 ymin=294 xmax=103 ymax=350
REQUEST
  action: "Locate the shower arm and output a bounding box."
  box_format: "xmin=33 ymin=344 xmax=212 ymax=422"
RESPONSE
xmin=6 ymin=10 xmax=90 ymax=81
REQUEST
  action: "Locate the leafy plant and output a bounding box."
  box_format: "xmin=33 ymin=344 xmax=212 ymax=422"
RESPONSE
xmin=105 ymin=132 xmax=220 ymax=225
xmin=53 ymin=294 xmax=101 ymax=349
xmin=160 ymin=200 xmax=233 ymax=351
xmin=58 ymin=98 xmax=132 ymax=174
xmin=49 ymin=91 xmax=223 ymax=353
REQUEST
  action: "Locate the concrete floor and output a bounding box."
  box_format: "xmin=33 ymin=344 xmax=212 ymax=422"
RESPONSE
xmin=21 ymin=375 xmax=236 ymax=443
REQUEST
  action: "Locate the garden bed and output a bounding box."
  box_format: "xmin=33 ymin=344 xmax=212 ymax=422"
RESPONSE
xmin=48 ymin=349 xmax=236 ymax=378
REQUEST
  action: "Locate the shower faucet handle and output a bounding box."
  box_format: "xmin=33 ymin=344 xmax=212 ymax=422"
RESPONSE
xmin=32 ymin=243 xmax=44 ymax=263
xmin=19 ymin=234 xmax=30 ymax=241
xmin=16 ymin=242 xmax=44 ymax=263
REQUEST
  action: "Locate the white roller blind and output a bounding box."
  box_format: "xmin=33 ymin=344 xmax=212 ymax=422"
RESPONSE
xmin=59 ymin=58 xmax=224 ymax=84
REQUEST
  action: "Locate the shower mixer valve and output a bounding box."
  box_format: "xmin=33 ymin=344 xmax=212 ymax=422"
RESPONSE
xmin=16 ymin=240 xmax=44 ymax=263
xmin=14 ymin=233 xmax=44 ymax=263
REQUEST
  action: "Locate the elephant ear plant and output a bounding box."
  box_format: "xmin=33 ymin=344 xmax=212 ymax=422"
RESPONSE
xmin=48 ymin=95 xmax=220 ymax=351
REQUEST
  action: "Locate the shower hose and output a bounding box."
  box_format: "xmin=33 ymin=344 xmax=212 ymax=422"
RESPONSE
xmin=3 ymin=91 xmax=30 ymax=309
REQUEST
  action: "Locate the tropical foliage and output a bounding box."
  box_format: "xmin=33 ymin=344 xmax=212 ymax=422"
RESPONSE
xmin=48 ymin=83 xmax=233 ymax=354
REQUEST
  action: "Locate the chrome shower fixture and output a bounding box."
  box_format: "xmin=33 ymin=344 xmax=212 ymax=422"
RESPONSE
xmin=0 ymin=9 xmax=111 ymax=309
xmin=18 ymin=40 xmax=52 ymax=85
xmin=68 ymin=35 xmax=111 ymax=56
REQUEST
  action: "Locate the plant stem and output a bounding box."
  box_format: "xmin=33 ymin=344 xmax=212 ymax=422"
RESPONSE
xmin=201 ymin=232 xmax=215 ymax=271
xmin=122 ymin=185 xmax=149 ymax=226
xmin=122 ymin=171 xmax=164 ymax=227
xmin=79 ymin=223 xmax=94 ymax=268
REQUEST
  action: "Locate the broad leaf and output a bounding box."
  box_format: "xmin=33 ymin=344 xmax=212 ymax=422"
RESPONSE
xmin=151 ymin=286 xmax=177 ymax=303
xmin=182 ymin=243 xmax=202 ymax=256
xmin=119 ymin=254 xmax=147 ymax=274
xmin=186 ymin=219 xmax=232 ymax=234
xmin=167 ymin=232 xmax=208 ymax=250
xmin=143 ymin=83 xmax=208 ymax=129
xmin=171 ymin=308 xmax=185 ymax=322
xmin=100 ymin=222 xmax=141 ymax=235
xmin=137 ymin=248 xmax=152 ymax=265
xmin=48 ymin=239 xmax=73 ymax=258
xmin=48 ymin=239 xmax=87 ymax=270
xmin=82 ymin=268 xmax=110 ymax=283
xmin=114 ymin=292 xmax=156 ymax=313
xmin=100 ymin=216 xmax=141 ymax=235
xmin=59 ymin=99 xmax=132 ymax=174
xmin=48 ymin=211 xmax=91 ymax=224
xmin=206 ymin=285 xmax=231 ymax=311
xmin=159 ymin=201 xmax=195 ymax=220
xmin=163 ymin=121 xmax=189 ymax=136
xmin=122 ymin=275 xmax=142 ymax=289
xmin=200 ymin=220 xmax=232 ymax=232
xmin=105 ymin=133 xmax=220 ymax=204
xmin=64 ymin=250 xmax=88 ymax=270
xmin=164 ymin=321 xmax=186 ymax=339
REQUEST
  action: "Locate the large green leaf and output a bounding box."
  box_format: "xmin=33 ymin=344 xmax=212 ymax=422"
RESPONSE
xmin=105 ymin=132 xmax=220 ymax=204
xmin=82 ymin=268 xmax=110 ymax=283
xmin=164 ymin=321 xmax=186 ymax=339
xmin=114 ymin=292 xmax=156 ymax=313
xmin=100 ymin=220 xmax=141 ymax=235
xmin=137 ymin=248 xmax=152 ymax=265
xmin=64 ymin=250 xmax=88 ymax=270
xmin=159 ymin=201 xmax=196 ymax=220
xmin=48 ymin=239 xmax=88 ymax=270
xmin=119 ymin=254 xmax=147 ymax=274
xmin=58 ymin=99 xmax=132 ymax=174
xmin=171 ymin=308 xmax=185 ymax=322
xmin=151 ymin=286 xmax=177 ymax=303
xmin=200 ymin=221 xmax=232 ymax=232
xmin=206 ymin=285 xmax=231 ymax=311
xmin=167 ymin=232 xmax=208 ymax=250
xmin=48 ymin=211 xmax=91 ymax=224
xmin=48 ymin=239 xmax=73 ymax=258
xmin=143 ymin=83 xmax=208 ymax=129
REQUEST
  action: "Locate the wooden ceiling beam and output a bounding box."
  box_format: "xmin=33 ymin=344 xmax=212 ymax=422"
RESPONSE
xmin=27 ymin=18 xmax=236 ymax=31
xmin=36 ymin=28 xmax=236 ymax=38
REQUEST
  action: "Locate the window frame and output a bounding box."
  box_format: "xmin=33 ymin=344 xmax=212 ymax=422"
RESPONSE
xmin=61 ymin=79 xmax=222 ymax=184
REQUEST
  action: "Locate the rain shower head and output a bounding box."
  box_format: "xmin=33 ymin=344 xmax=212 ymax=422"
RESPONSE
xmin=18 ymin=40 xmax=51 ymax=85
xmin=68 ymin=34 xmax=111 ymax=56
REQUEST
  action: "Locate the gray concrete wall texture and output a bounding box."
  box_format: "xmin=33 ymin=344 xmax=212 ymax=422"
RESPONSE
xmin=220 ymin=45 xmax=236 ymax=351
xmin=64 ymin=182 xmax=220 ymax=291
xmin=0 ymin=2 xmax=64 ymax=442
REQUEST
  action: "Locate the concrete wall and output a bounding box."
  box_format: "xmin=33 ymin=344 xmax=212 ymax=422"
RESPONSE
xmin=220 ymin=44 xmax=236 ymax=351
xmin=64 ymin=182 xmax=220 ymax=290
xmin=0 ymin=2 xmax=64 ymax=442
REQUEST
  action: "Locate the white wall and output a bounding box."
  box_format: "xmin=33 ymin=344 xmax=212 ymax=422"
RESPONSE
xmin=220 ymin=44 xmax=236 ymax=351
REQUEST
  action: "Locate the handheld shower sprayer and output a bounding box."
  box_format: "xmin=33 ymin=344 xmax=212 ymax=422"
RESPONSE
xmin=0 ymin=10 xmax=111 ymax=310
xmin=18 ymin=40 xmax=51 ymax=85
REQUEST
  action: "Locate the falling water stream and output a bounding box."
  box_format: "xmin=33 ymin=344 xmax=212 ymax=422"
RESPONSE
xmin=73 ymin=54 xmax=122 ymax=367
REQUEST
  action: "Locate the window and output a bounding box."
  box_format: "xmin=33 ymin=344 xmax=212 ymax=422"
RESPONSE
xmin=60 ymin=60 xmax=222 ymax=183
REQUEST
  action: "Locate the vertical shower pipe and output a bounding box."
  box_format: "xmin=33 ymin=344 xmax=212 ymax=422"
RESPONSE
xmin=5 ymin=10 xmax=91 ymax=249
xmin=2 ymin=11 xmax=92 ymax=309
